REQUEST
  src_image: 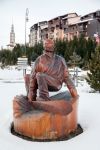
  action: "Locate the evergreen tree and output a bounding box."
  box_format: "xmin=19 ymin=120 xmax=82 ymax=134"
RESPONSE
xmin=86 ymin=38 xmax=96 ymax=60
xmin=26 ymin=46 xmax=34 ymax=64
xmin=67 ymin=51 xmax=82 ymax=87
xmin=0 ymin=49 xmax=12 ymax=66
xmin=54 ymin=39 xmax=67 ymax=57
xmin=12 ymin=44 xmax=23 ymax=64
xmin=69 ymin=36 xmax=79 ymax=55
xmin=33 ymin=42 xmax=43 ymax=56
xmin=31 ymin=42 xmax=43 ymax=61
xmin=86 ymin=46 xmax=100 ymax=92
xmin=77 ymin=34 xmax=87 ymax=59
xmin=68 ymin=51 xmax=82 ymax=67
xmin=84 ymin=38 xmax=96 ymax=69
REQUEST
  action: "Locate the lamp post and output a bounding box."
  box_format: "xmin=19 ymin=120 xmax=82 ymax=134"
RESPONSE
xmin=25 ymin=8 xmax=29 ymax=56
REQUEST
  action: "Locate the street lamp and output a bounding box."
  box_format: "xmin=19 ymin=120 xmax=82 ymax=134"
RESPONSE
xmin=25 ymin=8 xmax=29 ymax=56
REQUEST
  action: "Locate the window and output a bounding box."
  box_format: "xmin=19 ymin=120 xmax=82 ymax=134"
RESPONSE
xmin=96 ymin=11 xmax=100 ymax=17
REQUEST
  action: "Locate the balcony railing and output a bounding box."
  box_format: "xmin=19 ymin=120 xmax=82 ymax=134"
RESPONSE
xmin=41 ymin=32 xmax=48 ymax=36
xmin=78 ymin=26 xmax=87 ymax=32
xmin=49 ymin=33 xmax=54 ymax=39
xmin=48 ymin=24 xmax=56 ymax=28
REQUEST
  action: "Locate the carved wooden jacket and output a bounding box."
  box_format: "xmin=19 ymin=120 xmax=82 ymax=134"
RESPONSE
xmin=29 ymin=52 xmax=75 ymax=92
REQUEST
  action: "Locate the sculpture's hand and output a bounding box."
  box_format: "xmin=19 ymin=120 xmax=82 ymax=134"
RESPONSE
xmin=70 ymin=88 xmax=79 ymax=99
xmin=28 ymin=91 xmax=33 ymax=103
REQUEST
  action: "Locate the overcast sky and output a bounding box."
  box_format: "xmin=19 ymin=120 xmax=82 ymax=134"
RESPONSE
xmin=0 ymin=0 xmax=100 ymax=48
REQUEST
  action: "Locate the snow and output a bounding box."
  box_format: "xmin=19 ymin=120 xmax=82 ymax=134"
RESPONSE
xmin=0 ymin=67 xmax=100 ymax=150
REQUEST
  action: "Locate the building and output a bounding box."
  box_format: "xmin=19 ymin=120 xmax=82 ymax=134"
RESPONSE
xmin=48 ymin=16 xmax=63 ymax=40
xmin=47 ymin=13 xmax=79 ymax=41
xmin=46 ymin=13 xmax=80 ymax=41
xmin=7 ymin=24 xmax=16 ymax=50
xmin=62 ymin=13 xmax=80 ymax=40
xmin=66 ymin=10 xmax=100 ymax=40
xmin=29 ymin=21 xmax=47 ymax=47
xmin=29 ymin=10 xmax=100 ymax=45
xmin=41 ymin=24 xmax=48 ymax=42
xmin=29 ymin=23 xmax=38 ymax=47
xmin=81 ymin=10 xmax=100 ymax=38
xmin=29 ymin=13 xmax=80 ymax=45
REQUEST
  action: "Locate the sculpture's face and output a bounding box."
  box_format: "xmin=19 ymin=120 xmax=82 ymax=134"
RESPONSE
xmin=44 ymin=39 xmax=54 ymax=52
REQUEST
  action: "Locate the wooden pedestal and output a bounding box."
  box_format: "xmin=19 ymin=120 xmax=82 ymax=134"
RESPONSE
xmin=13 ymin=95 xmax=78 ymax=140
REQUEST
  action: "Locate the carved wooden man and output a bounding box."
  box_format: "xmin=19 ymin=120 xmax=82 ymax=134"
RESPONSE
xmin=28 ymin=39 xmax=78 ymax=102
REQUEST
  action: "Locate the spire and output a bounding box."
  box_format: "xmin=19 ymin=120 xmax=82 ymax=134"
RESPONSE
xmin=11 ymin=24 xmax=14 ymax=33
xmin=10 ymin=23 xmax=15 ymax=46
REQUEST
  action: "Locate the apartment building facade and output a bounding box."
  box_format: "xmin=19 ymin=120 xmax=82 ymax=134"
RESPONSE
xmin=40 ymin=24 xmax=48 ymax=43
xmin=48 ymin=13 xmax=80 ymax=41
xmin=65 ymin=10 xmax=100 ymax=40
xmin=48 ymin=16 xmax=63 ymax=40
xmin=29 ymin=21 xmax=47 ymax=47
xmin=62 ymin=13 xmax=80 ymax=40
xmin=29 ymin=10 xmax=100 ymax=46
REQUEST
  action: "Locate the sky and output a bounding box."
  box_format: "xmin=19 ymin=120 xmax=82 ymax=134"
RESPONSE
xmin=0 ymin=0 xmax=100 ymax=49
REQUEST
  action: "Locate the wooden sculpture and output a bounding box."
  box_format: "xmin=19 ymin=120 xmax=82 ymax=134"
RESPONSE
xmin=13 ymin=39 xmax=79 ymax=140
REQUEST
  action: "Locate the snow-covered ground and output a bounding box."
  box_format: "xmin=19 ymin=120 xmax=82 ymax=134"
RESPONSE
xmin=0 ymin=67 xmax=100 ymax=150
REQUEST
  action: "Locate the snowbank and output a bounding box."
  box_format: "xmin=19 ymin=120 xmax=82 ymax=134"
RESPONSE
xmin=0 ymin=68 xmax=100 ymax=150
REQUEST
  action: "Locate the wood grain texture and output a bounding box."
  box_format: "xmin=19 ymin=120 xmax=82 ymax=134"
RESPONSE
xmin=13 ymin=95 xmax=78 ymax=140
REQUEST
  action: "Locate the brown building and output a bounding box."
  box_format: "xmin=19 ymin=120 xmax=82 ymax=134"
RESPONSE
xmin=48 ymin=16 xmax=63 ymax=40
xmin=81 ymin=10 xmax=100 ymax=38
xmin=29 ymin=10 xmax=100 ymax=45
xmin=41 ymin=26 xmax=48 ymax=42
xmin=48 ymin=13 xmax=80 ymax=41
xmin=62 ymin=13 xmax=80 ymax=40
xmin=65 ymin=10 xmax=100 ymax=41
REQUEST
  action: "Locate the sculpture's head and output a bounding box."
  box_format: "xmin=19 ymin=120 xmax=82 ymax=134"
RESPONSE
xmin=43 ymin=39 xmax=54 ymax=52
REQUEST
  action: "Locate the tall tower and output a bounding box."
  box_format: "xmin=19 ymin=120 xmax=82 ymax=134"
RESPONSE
xmin=10 ymin=24 xmax=15 ymax=46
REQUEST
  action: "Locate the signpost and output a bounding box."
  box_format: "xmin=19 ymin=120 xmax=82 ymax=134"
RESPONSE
xmin=17 ymin=57 xmax=28 ymax=76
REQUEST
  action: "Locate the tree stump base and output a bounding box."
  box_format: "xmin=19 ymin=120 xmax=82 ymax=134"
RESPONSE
xmin=13 ymin=92 xmax=78 ymax=140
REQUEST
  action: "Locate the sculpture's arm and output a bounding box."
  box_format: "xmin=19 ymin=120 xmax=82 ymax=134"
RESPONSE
xmin=28 ymin=58 xmax=39 ymax=102
xmin=30 ymin=58 xmax=39 ymax=87
xmin=64 ymin=69 xmax=78 ymax=97
xmin=62 ymin=58 xmax=78 ymax=98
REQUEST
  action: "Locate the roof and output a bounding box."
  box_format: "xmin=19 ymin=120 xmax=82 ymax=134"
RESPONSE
xmin=30 ymin=21 xmax=47 ymax=29
xmin=81 ymin=10 xmax=100 ymax=18
xmin=69 ymin=18 xmax=93 ymax=26
xmin=48 ymin=12 xmax=78 ymax=22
